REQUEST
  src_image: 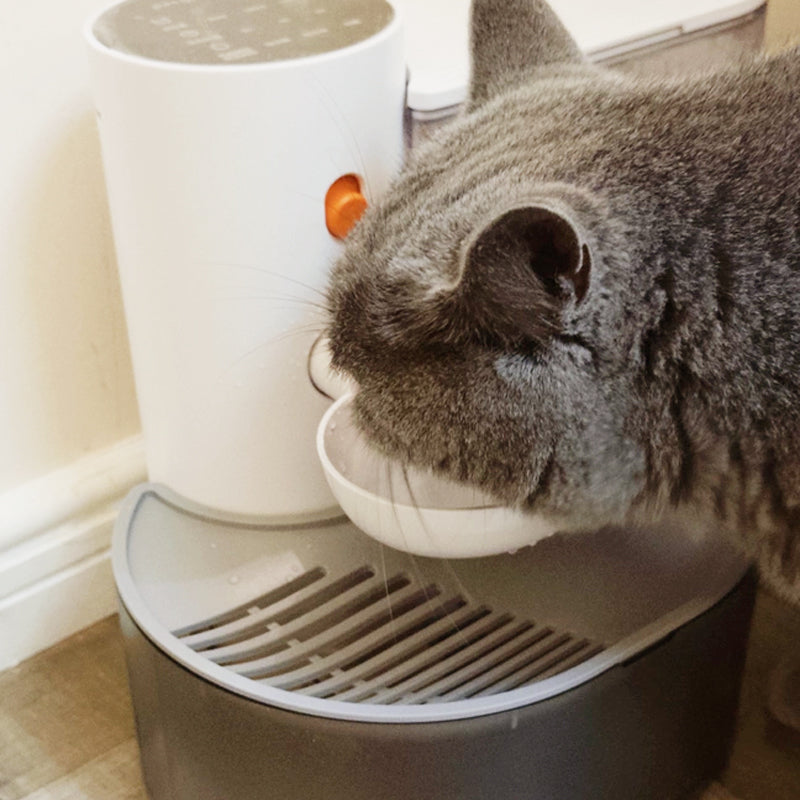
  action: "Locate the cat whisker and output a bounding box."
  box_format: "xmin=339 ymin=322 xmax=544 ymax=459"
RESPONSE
xmin=307 ymin=74 xmax=373 ymax=201
xmin=222 ymin=293 xmax=330 ymax=314
xmin=382 ymin=461 xmax=437 ymax=611
xmin=196 ymin=259 xmax=332 ymax=303
xmin=377 ymin=537 xmax=398 ymax=643
xmin=379 ymin=459 xmax=404 ymax=646
xmin=398 ymin=463 xmax=474 ymax=645
xmin=212 ymin=323 xmax=327 ymax=384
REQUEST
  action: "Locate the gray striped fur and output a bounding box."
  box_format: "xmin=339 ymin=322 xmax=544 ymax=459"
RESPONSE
xmin=326 ymin=0 xmax=800 ymax=602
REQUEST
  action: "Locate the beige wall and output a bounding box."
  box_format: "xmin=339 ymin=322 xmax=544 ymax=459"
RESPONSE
xmin=0 ymin=1 xmax=140 ymax=496
xmin=765 ymin=0 xmax=800 ymax=50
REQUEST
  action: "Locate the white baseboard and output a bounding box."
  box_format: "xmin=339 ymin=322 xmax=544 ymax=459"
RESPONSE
xmin=0 ymin=436 xmax=146 ymax=670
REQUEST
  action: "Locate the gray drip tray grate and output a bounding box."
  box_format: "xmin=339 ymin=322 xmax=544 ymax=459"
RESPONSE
xmin=115 ymin=484 xmax=750 ymax=722
xmin=174 ymin=564 xmax=603 ymax=703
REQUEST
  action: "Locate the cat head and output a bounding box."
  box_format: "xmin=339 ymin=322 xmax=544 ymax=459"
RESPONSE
xmin=326 ymin=0 xmax=650 ymax=525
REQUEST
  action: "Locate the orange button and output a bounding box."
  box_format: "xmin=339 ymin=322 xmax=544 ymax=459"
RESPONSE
xmin=325 ymin=174 xmax=367 ymax=239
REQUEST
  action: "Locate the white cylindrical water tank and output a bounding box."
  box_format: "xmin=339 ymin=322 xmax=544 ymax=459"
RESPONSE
xmin=86 ymin=0 xmax=405 ymax=521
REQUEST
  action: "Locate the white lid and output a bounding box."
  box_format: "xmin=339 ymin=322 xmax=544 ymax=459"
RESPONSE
xmin=398 ymin=0 xmax=765 ymax=111
xmin=92 ymin=0 xmax=396 ymax=65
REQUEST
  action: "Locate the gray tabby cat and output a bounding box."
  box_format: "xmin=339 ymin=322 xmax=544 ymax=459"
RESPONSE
xmin=326 ymin=0 xmax=800 ymax=604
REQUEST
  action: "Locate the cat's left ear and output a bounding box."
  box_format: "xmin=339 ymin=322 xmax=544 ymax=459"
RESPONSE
xmin=469 ymin=0 xmax=584 ymax=110
xmin=457 ymin=202 xmax=591 ymax=344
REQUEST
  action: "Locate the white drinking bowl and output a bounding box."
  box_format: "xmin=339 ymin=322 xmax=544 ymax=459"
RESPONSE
xmin=316 ymin=393 xmax=560 ymax=558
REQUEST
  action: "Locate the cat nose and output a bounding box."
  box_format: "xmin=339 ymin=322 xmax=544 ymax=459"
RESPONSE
xmin=325 ymin=174 xmax=368 ymax=239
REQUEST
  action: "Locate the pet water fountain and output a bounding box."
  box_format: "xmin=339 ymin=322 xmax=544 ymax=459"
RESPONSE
xmin=86 ymin=1 xmax=759 ymax=798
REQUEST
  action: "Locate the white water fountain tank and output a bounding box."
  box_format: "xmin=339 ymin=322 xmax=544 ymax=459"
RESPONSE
xmin=87 ymin=0 xmax=405 ymax=521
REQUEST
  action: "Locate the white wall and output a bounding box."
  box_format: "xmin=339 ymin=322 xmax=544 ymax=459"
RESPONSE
xmin=0 ymin=0 xmax=140 ymax=495
xmin=0 ymin=0 xmax=144 ymax=667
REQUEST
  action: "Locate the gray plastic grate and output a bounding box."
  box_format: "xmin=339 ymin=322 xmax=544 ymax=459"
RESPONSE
xmin=116 ymin=485 xmax=751 ymax=721
xmin=175 ymin=564 xmax=604 ymax=704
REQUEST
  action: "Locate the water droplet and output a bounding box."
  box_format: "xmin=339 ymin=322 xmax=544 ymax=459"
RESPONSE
xmin=229 ymin=575 xmax=240 ymax=585
xmin=210 ymin=542 xmax=218 ymax=549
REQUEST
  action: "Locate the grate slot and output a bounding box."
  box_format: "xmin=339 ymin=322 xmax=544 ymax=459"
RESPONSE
xmin=533 ymin=642 xmax=605 ymax=681
xmin=434 ymin=634 xmax=590 ymax=701
xmin=173 ymin=567 xmax=326 ymax=639
xmin=230 ymin=582 xmax=441 ymax=680
xmin=487 ymin=640 xmax=606 ymax=694
xmin=268 ymin=567 xmax=379 ymax=626
xmin=360 ymin=615 xmax=522 ymax=704
xmin=339 ymin=602 xmax=486 ymax=676
xmin=182 ymin=567 xmax=373 ymax=651
xmin=423 ymin=630 xmax=567 ymax=703
xmin=293 ymin=599 xmax=484 ymax=699
xmin=208 ymin=573 xmax=411 ymax=666
xmin=312 ymin=585 xmax=444 ymax=661
xmin=389 ymin=625 xmax=555 ymax=705
xmin=241 ymin=584 xmax=444 ymax=684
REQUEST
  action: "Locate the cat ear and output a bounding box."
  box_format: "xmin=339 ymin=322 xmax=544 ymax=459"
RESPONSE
xmin=458 ymin=203 xmax=591 ymax=344
xmin=468 ymin=0 xmax=584 ymax=110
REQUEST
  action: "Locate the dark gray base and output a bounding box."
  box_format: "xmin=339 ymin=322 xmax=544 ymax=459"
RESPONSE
xmin=119 ymin=569 xmax=756 ymax=800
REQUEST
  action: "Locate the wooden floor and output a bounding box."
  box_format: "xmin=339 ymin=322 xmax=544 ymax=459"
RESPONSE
xmin=0 ymin=615 xmax=146 ymax=800
xmin=1 ymin=589 xmax=798 ymax=800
